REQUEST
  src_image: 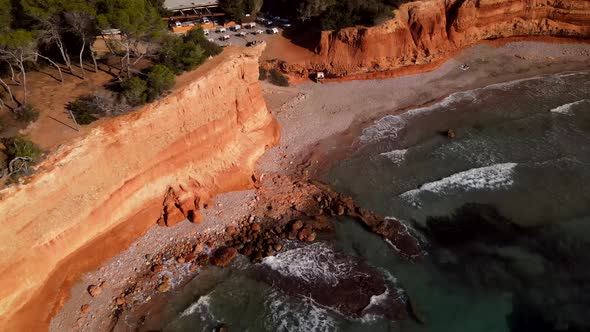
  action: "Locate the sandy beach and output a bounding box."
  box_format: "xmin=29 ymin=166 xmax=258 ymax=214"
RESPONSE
xmin=50 ymin=40 xmax=590 ymax=331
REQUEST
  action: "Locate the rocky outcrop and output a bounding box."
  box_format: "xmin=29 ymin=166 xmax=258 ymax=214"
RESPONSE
xmin=285 ymin=0 xmax=590 ymax=77
xmin=0 ymin=45 xmax=279 ymax=331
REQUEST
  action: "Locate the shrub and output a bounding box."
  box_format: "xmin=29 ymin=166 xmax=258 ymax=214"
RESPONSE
xmin=3 ymin=135 xmax=42 ymax=163
xmin=121 ymin=77 xmax=148 ymax=106
xmin=269 ymin=69 xmax=289 ymax=87
xmin=67 ymin=93 xmax=131 ymax=125
xmin=259 ymin=66 xmax=268 ymax=80
xmin=15 ymin=104 xmax=39 ymax=123
xmin=147 ymin=64 xmax=176 ymax=101
xmin=67 ymin=97 xmax=100 ymax=125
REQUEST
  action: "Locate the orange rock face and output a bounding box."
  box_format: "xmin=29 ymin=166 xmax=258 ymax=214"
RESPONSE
xmin=0 ymin=45 xmax=279 ymax=330
xmin=286 ymin=0 xmax=590 ymax=76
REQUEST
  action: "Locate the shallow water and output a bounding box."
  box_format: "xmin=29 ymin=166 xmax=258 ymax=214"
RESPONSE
xmin=159 ymin=71 xmax=590 ymax=332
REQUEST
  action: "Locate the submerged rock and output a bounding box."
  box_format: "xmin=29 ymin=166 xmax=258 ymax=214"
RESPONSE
xmin=257 ymin=243 xmax=409 ymax=321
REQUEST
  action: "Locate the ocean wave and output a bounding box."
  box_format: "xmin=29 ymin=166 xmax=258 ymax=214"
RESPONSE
xmin=262 ymin=243 xmax=365 ymax=286
xmin=550 ymin=100 xmax=587 ymax=115
xmin=360 ymin=115 xmax=407 ymax=144
xmin=400 ymin=163 xmax=517 ymax=204
xmin=380 ymin=149 xmax=408 ymax=165
xmin=360 ymin=90 xmax=479 ymax=144
xmin=266 ymin=291 xmax=337 ymax=332
xmin=181 ymin=294 xmax=215 ymax=321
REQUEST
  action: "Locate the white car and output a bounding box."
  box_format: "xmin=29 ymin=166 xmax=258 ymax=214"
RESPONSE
xmin=237 ymin=31 xmax=247 ymax=36
xmin=283 ymin=23 xmax=292 ymax=28
xmin=203 ymin=29 xmax=209 ymax=35
xmin=216 ymin=27 xmax=226 ymax=33
xmin=267 ymin=27 xmax=279 ymax=34
xmin=220 ymin=35 xmax=230 ymax=40
xmin=253 ymin=29 xmax=264 ymax=35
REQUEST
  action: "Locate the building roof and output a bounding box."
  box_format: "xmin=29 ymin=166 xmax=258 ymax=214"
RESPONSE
xmin=164 ymin=0 xmax=219 ymax=10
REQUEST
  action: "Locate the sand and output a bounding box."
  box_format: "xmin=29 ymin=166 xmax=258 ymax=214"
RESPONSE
xmin=50 ymin=40 xmax=590 ymax=331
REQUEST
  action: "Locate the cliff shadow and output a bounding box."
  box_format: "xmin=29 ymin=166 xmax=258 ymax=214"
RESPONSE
xmin=282 ymin=24 xmax=324 ymax=53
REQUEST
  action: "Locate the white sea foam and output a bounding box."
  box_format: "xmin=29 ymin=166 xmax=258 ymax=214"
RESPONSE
xmin=380 ymin=149 xmax=408 ymax=165
xmin=266 ymin=291 xmax=337 ymax=332
xmin=181 ymin=294 xmax=214 ymax=320
xmin=360 ymin=115 xmax=407 ymax=144
xmin=262 ymin=243 xmax=365 ymax=286
xmin=550 ymin=100 xmax=586 ymax=115
xmin=400 ymin=163 xmax=517 ymax=204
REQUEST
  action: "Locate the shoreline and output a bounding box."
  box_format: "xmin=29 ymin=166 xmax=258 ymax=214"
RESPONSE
xmin=48 ymin=39 xmax=590 ymax=331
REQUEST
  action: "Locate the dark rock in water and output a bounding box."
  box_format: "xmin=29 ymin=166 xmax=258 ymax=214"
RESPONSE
xmin=256 ymin=243 xmax=409 ymax=321
xmin=447 ymin=129 xmax=456 ymax=139
xmin=211 ymin=247 xmax=238 ymax=267
xmin=216 ymin=323 xmax=229 ymax=332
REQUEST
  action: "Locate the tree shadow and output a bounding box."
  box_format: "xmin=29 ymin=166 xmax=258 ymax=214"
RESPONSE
xmin=48 ymin=115 xmax=78 ymax=132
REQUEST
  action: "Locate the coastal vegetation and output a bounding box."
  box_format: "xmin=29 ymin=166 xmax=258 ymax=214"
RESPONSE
xmin=0 ymin=0 xmax=224 ymax=186
xmin=0 ymin=135 xmax=42 ymax=184
xmin=261 ymin=0 xmax=413 ymax=30
xmin=0 ymin=0 xmax=220 ymax=118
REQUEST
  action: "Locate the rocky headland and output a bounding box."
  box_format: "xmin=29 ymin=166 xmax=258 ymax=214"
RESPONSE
xmin=1 ymin=0 xmax=590 ymax=330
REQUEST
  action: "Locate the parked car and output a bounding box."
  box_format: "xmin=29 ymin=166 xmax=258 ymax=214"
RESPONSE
xmin=203 ymin=29 xmax=210 ymax=35
xmin=267 ymin=27 xmax=279 ymax=34
xmin=220 ymin=35 xmax=230 ymax=40
xmin=266 ymin=21 xmax=273 ymax=26
xmin=253 ymin=29 xmax=264 ymax=35
xmin=283 ymin=23 xmax=292 ymax=28
xmin=237 ymin=31 xmax=247 ymax=36
xmin=246 ymin=41 xmax=259 ymax=47
xmin=216 ymin=27 xmax=226 ymax=33
xmin=207 ymin=38 xmax=215 ymax=42
xmin=231 ymin=24 xmax=241 ymax=31
xmin=202 ymin=17 xmax=210 ymax=23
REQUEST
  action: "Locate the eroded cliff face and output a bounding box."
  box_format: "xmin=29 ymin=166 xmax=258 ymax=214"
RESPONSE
xmin=286 ymin=0 xmax=590 ymax=76
xmin=0 ymin=45 xmax=279 ymax=331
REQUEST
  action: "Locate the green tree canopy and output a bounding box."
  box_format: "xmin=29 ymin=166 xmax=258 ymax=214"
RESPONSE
xmin=97 ymin=0 xmax=164 ymax=38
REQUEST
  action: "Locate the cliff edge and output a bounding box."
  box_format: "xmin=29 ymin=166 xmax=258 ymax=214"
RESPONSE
xmin=0 ymin=45 xmax=279 ymax=331
xmin=285 ymin=0 xmax=590 ymax=77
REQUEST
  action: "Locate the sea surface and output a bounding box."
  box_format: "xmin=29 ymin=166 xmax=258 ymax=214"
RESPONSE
xmin=155 ymin=71 xmax=590 ymax=332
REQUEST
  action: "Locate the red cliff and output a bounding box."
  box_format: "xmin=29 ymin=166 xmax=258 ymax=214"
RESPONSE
xmin=0 ymin=45 xmax=279 ymax=331
xmin=286 ymin=0 xmax=590 ymax=77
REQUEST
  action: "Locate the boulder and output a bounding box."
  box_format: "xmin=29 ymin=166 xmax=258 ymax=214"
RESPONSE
xmin=151 ymin=264 xmax=164 ymax=273
xmin=87 ymin=284 xmax=101 ymax=297
xmin=211 ymin=247 xmax=238 ymax=267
